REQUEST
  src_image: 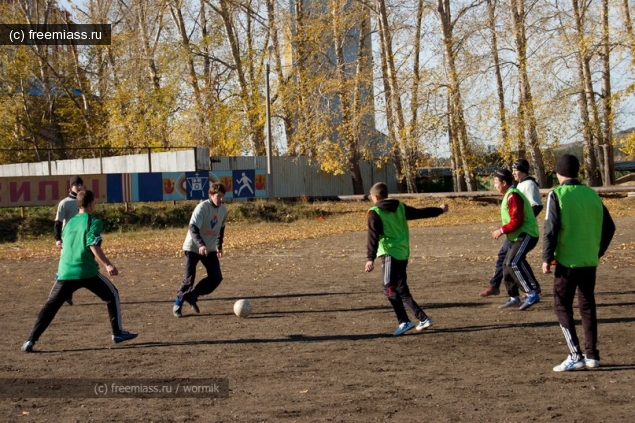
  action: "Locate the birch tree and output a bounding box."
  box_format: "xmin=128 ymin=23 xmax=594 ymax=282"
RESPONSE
xmin=487 ymin=0 xmax=512 ymax=165
xmin=434 ymin=0 xmax=479 ymax=191
xmin=509 ymin=0 xmax=547 ymax=187
xmin=600 ymin=0 xmax=615 ymax=185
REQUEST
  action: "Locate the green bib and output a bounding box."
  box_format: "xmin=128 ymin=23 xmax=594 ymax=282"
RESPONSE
xmin=553 ymin=184 xmax=603 ymax=267
xmin=370 ymin=202 xmax=410 ymax=260
xmin=501 ymin=187 xmax=539 ymax=241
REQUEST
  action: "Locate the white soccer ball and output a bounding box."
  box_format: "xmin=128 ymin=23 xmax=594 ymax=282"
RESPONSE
xmin=233 ymin=299 xmax=252 ymax=318
xmin=234 ymin=190 xmax=238 ymax=195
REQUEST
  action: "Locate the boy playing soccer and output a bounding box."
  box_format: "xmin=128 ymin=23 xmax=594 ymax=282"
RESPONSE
xmin=22 ymin=190 xmax=137 ymax=352
xmin=365 ymin=182 xmax=448 ymax=336
xmin=173 ymin=182 xmax=228 ymax=317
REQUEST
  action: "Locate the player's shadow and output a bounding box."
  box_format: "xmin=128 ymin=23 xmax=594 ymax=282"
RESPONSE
xmin=34 ymin=316 xmax=635 ymax=354
xmin=97 ymin=291 xmax=379 ymax=307
xmin=169 ymin=300 xmax=486 ymax=319
xmin=421 ymin=315 xmax=635 ymax=335
xmin=37 ymin=333 xmax=394 ymax=353
xmin=597 ymin=301 xmax=635 ymax=308
xmin=596 ymin=290 xmax=635 ymax=296
xmin=585 ymin=364 xmax=635 ymax=371
xmin=177 ymin=305 xmax=391 ymax=319
xmin=427 ymin=301 xmax=484 ymax=309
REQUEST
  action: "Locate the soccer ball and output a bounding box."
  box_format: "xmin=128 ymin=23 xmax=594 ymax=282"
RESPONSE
xmin=234 ymin=190 xmax=238 ymax=195
xmin=233 ymin=299 xmax=252 ymax=318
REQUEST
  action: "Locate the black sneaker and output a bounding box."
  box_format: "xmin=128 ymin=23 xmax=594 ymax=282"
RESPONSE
xmin=189 ymin=299 xmax=200 ymax=314
xmin=112 ymin=330 xmax=138 ymax=344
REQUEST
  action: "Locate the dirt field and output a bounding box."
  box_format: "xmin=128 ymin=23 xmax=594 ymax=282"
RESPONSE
xmin=2 ymin=217 xmax=635 ymax=422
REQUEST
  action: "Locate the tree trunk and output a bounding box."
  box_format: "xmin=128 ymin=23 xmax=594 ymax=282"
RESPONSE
xmin=509 ymin=0 xmax=547 ymax=187
xmin=487 ymin=0 xmax=512 ymax=164
xmin=377 ymin=0 xmax=416 ymax=192
xmin=267 ymin=0 xmax=295 ymax=155
xmin=375 ymin=0 xmax=405 ymax=191
xmin=213 ymin=0 xmax=265 ymax=153
xmin=436 ymin=0 xmax=476 ymax=191
xmin=601 ymin=0 xmax=615 ymax=185
xmin=622 ymin=0 xmax=635 ymax=56
xmin=571 ymin=0 xmax=600 ymax=186
xmin=331 ymin=0 xmax=364 ymax=194
xmin=170 ymin=1 xmax=209 ymax=146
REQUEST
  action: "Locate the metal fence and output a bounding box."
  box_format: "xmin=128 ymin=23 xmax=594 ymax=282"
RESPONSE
xmin=0 ymin=148 xmax=208 ymax=177
xmin=211 ymin=156 xmax=397 ymax=198
xmin=0 ymin=150 xmax=397 ymax=199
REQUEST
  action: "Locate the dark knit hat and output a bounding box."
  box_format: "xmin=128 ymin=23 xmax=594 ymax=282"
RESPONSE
xmin=555 ymin=154 xmax=580 ymax=178
xmin=69 ymin=175 xmax=84 ymax=186
xmin=512 ymin=159 xmax=530 ymax=174
xmin=493 ymin=168 xmax=513 ymax=185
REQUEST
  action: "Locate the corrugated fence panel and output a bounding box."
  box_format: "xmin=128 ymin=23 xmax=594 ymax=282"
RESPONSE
xmin=151 ymin=150 xmax=200 ymax=172
xmin=0 ymin=148 xmax=209 ymax=177
xmin=55 ymin=158 xmax=102 ymax=175
xmin=210 ymin=156 xmax=397 ymax=197
xmin=0 ymin=152 xmax=397 ymax=198
xmin=360 ymin=162 xmax=397 ymax=193
xmin=102 ymin=155 xmax=150 ymax=174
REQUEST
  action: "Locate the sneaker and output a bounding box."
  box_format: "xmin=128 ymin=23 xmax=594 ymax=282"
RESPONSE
xmin=173 ymin=304 xmax=183 ymax=318
xmin=519 ymin=294 xmax=540 ymax=311
xmin=21 ymin=341 xmax=34 ymax=353
xmin=553 ymin=355 xmax=584 ymax=372
xmin=498 ymin=297 xmax=521 ymax=309
xmin=480 ymin=286 xmax=500 ymax=297
xmin=188 ymin=299 xmax=200 ymax=314
xmin=65 ymin=297 xmax=73 ymax=306
xmin=393 ymin=321 xmax=415 ymax=336
xmin=416 ymin=318 xmax=433 ymax=331
xmin=523 ymin=287 xmax=542 ymax=299
xmin=112 ymin=330 xmax=138 ymax=344
xmin=584 ymin=356 xmax=600 ymax=369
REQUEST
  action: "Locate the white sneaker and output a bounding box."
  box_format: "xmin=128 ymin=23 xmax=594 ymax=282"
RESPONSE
xmin=173 ymin=304 xmax=183 ymax=318
xmin=393 ymin=321 xmax=415 ymax=336
xmin=416 ymin=318 xmax=433 ymax=331
xmin=583 ymin=355 xmax=600 ymax=369
xmin=553 ymin=355 xmax=584 ymax=372
xmin=21 ymin=340 xmax=34 ymax=353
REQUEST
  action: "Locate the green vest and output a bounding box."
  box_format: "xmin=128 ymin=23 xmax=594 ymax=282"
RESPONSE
xmin=57 ymin=213 xmax=100 ymax=280
xmin=501 ymin=187 xmax=539 ymax=241
xmin=371 ymin=202 xmax=410 ymax=260
xmin=553 ymin=184 xmax=603 ymax=267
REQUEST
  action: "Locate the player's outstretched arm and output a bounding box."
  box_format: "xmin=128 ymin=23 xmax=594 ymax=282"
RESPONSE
xmin=404 ymin=203 xmax=448 ymax=220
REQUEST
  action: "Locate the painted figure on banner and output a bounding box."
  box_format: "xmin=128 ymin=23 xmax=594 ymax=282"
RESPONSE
xmin=235 ymin=172 xmax=254 ymax=197
xmin=187 ymin=173 xmax=208 ymax=198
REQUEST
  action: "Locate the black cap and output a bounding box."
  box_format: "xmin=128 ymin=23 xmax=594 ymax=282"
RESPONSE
xmin=512 ymin=159 xmax=530 ymax=174
xmin=493 ymin=168 xmax=513 ymax=185
xmin=556 ymin=154 xmax=580 ymax=178
xmin=69 ymin=175 xmax=84 ymax=186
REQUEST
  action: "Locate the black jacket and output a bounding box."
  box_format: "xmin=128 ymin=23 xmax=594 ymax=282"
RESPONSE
xmin=366 ymin=199 xmax=444 ymax=260
xmin=542 ymin=179 xmax=616 ymax=264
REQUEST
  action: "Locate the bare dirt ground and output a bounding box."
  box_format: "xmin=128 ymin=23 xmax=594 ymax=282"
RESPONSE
xmin=2 ymin=217 xmax=635 ymax=422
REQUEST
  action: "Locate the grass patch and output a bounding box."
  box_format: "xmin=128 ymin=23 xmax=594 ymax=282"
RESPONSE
xmin=0 ymin=199 xmax=334 ymax=241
